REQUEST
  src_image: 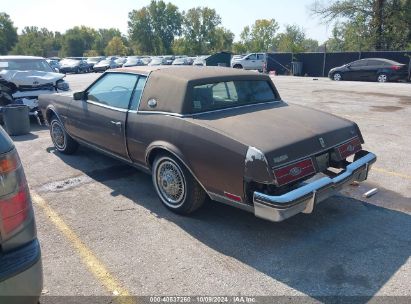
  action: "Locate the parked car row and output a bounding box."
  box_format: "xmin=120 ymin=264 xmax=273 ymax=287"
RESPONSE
xmin=47 ymin=55 xmax=204 ymax=74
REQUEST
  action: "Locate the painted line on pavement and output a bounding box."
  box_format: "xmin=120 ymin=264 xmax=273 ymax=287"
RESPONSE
xmin=32 ymin=192 xmax=136 ymax=304
xmin=373 ymin=167 xmax=411 ymax=181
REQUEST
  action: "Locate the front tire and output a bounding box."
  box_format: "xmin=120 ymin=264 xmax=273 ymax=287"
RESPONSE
xmin=233 ymin=64 xmax=243 ymax=69
xmin=152 ymin=154 xmax=206 ymax=215
xmin=333 ymin=72 xmax=342 ymax=81
xmin=50 ymin=117 xmax=78 ymax=154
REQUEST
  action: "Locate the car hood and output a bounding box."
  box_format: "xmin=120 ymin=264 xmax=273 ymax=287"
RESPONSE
xmin=0 ymin=70 xmax=65 ymax=87
xmin=61 ymin=64 xmax=78 ymax=67
xmin=189 ymin=102 xmax=361 ymax=167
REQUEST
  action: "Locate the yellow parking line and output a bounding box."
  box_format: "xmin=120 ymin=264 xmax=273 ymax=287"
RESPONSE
xmin=32 ymin=192 xmax=135 ymax=304
xmin=373 ymin=167 xmax=411 ymax=181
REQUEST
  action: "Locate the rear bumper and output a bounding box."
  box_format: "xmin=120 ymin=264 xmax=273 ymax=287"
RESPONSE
xmin=0 ymin=239 xmax=43 ymax=302
xmin=253 ymin=151 xmax=377 ymax=222
xmin=389 ymin=72 xmax=409 ymax=81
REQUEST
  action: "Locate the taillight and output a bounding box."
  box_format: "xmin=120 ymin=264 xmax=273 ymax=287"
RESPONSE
xmin=337 ymin=137 xmax=362 ymax=159
xmin=391 ymin=65 xmax=402 ymax=71
xmin=0 ymin=149 xmax=31 ymax=239
xmin=273 ymin=158 xmax=315 ymax=186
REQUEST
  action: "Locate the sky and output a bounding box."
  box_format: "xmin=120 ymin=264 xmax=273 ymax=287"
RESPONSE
xmin=3 ymin=0 xmax=332 ymax=43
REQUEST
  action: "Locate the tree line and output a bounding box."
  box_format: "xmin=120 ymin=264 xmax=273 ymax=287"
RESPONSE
xmin=0 ymin=0 xmax=410 ymax=57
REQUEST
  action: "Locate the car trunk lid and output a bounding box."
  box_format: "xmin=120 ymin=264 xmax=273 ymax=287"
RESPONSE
xmin=190 ymin=103 xmax=360 ymax=167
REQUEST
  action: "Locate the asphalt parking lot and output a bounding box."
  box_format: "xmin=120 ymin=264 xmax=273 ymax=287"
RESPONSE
xmin=12 ymin=73 xmax=411 ymax=302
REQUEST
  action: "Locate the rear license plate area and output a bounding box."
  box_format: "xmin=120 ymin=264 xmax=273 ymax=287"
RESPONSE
xmin=316 ymin=153 xmax=330 ymax=172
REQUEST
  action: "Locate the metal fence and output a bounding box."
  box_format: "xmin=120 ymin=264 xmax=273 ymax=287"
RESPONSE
xmin=266 ymin=51 xmax=411 ymax=77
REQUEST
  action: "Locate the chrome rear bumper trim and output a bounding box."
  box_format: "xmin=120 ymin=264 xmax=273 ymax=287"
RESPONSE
xmin=253 ymin=151 xmax=377 ymax=222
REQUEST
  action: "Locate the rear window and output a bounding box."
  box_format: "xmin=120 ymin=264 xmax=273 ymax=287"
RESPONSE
xmin=191 ymin=80 xmax=278 ymax=113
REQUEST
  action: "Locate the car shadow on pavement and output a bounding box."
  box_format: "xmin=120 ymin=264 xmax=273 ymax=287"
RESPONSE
xmin=53 ymin=147 xmax=411 ymax=302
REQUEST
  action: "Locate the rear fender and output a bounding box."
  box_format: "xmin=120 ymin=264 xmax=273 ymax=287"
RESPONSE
xmin=145 ymin=141 xmax=208 ymax=193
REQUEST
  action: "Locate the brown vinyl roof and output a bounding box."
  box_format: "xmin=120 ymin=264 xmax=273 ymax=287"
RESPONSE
xmin=116 ymin=65 xmax=265 ymax=80
xmin=114 ymin=66 xmax=274 ymax=114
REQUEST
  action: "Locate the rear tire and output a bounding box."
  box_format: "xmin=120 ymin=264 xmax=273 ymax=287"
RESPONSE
xmin=50 ymin=117 xmax=78 ymax=154
xmin=377 ymin=73 xmax=388 ymax=83
xmin=152 ymin=154 xmax=206 ymax=215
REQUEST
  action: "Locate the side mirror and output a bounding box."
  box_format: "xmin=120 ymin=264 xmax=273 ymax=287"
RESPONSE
xmin=54 ymin=68 xmax=59 ymax=73
xmin=73 ymin=91 xmax=86 ymax=100
xmin=346 ymin=64 xmax=351 ymax=68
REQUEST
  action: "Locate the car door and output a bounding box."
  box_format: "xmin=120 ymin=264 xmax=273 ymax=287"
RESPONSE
xmin=365 ymin=59 xmax=384 ymax=80
xmin=120 ymin=75 xmax=148 ymax=166
xmin=243 ymin=54 xmax=257 ymax=70
xmin=346 ymin=59 xmax=368 ymax=81
xmin=256 ymin=53 xmax=265 ymax=70
xmin=67 ymin=72 xmax=139 ymax=158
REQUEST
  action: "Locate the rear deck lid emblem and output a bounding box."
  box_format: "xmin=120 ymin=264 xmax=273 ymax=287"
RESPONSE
xmin=347 ymin=144 xmax=355 ymax=152
xmin=289 ymin=167 xmax=302 ymax=176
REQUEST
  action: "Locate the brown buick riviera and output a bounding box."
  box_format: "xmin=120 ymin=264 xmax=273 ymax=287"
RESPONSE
xmin=39 ymin=66 xmax=376 ymax=222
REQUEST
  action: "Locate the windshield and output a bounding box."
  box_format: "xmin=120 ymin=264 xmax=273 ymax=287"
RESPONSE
xmin=87 ymin=57 xmax=101 ymax=63
xmin=126 ymin=58 xmax=140 ymax=63
xmin=191 ymin=80 xmax=279 ymax=113
xmin=0 ymin=58 xmax=53 ymax=72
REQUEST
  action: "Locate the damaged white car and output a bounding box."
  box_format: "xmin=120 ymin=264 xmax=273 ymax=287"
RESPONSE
xmin=0 ymin=56 xmax=70 ymax=123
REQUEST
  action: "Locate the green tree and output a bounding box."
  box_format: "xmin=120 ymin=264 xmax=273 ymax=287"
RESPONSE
xmin=311 ymin=0 xmax=411 ymax=50
xmin=406 ymin=0 xmax=411 ymax=44
xmin=93 ymin=28 xmax=123 ymax=55
xmin=0 ymin=13 xmax=18 ymax=55
xmin=253 ymin=19 xmax=279 ymax=52
xmin=323 ymin=24 xmax=346 ymax=52
xmin=83 ymin=50 xmax=100 ymax=57
xmin=232 ymin=42 xmax=248 ymax=54
xmin=171 ymin=37 xmax=189 ymax=55
xmin=128 ymin=0 xmax=182 ymax=55
xmin=239 ymin=26 xmax=252 ymax=52
xmin=209 ymin=27 xmax=234 ymax=52
xmin=324 ymin=15 xmax=376 ymax=52
xmin=61 ymin=26 xmax=97 ymax=57
xmin=276 ymin=25 xmax=308 ymax=53
xmin=182 ymin=7 xmax=222 ymax=55
xmin=11 ymin=27 xmax=61 ymax=57
xmin=303 ymin=38 xmax=320 ymax=52
xmin=239 ymin=19 xmax=279 ymax=52
xmin=104 ymin=36 xmax=127 ymax=56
